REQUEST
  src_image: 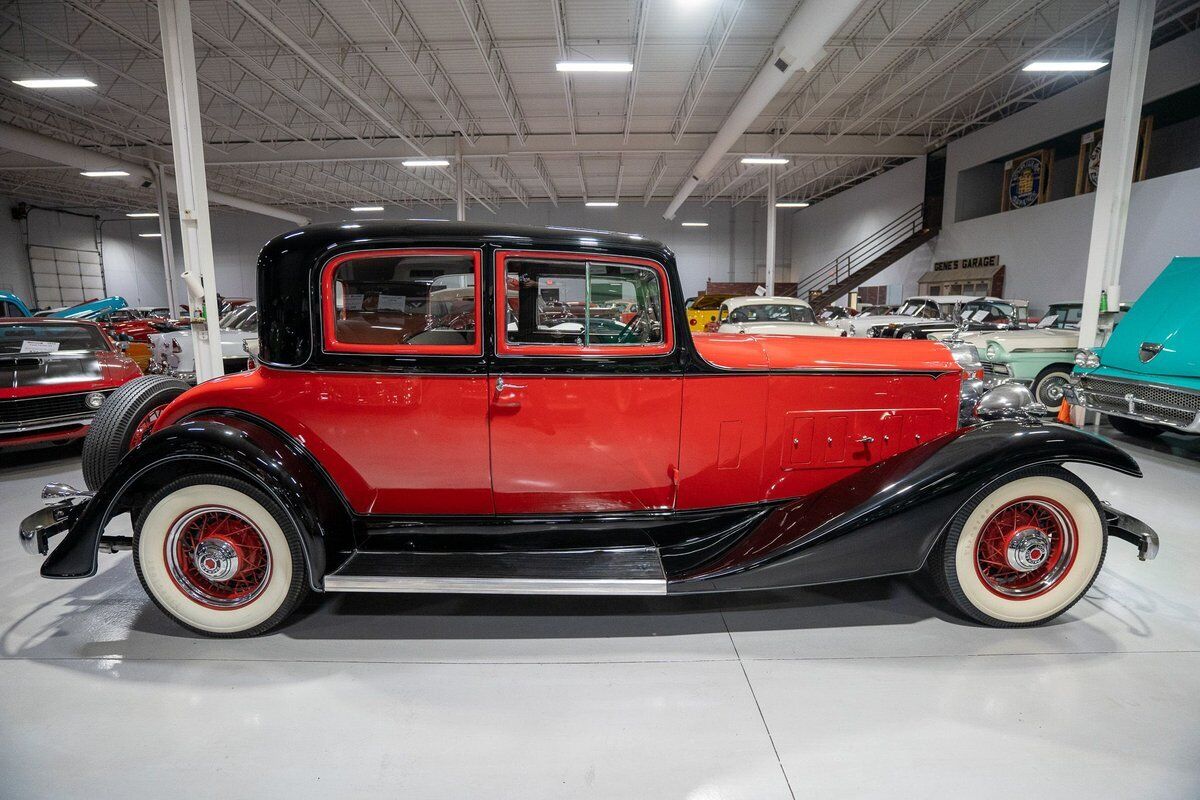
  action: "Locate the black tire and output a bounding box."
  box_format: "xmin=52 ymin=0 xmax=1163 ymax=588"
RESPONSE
xmin=928 ymin=465 xmax=1107 ymax=628
xmin=81 ymin=375 xmax=189 ymax=490
xmin=1031 ymin=364 xmax=1074 ymax=408
xmin=1107 ymin=414 xmax=1167 ymax=439
xmin=133 ymin=472 xmax=310 ymax=637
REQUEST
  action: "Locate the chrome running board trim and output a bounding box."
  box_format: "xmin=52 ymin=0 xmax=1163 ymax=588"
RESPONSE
xmin=323 ymin=547 xmax=668 ymax=595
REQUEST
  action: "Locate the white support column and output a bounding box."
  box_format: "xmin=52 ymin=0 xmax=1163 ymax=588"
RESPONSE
xmin=151 ymin=164 xmax=178 ymax=315
xmin=455 ymin=134 xmax=466 ymax=222
xmin=1078 ymin=0 xmax=1156 ymax=350
xmin=158 ymin=0 xmax=223 ymax=383
xmin=764 ymin=163 xmax=777 ymax=295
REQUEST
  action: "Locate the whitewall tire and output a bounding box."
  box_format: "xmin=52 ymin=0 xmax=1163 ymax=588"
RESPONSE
xmin=133 ymin=474 xmax=309 ymax=636
xmin=930 ymin=466 xmax=1106 ymax=627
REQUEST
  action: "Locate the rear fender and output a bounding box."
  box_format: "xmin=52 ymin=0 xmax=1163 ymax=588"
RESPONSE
xmin=41 ymin=411 xmax=353 ymax=589
xmin=671 ymin=420 xmax=1140 ymax=591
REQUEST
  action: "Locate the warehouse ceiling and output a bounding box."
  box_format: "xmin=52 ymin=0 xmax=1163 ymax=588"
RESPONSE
xmin=0 ymin=0 xmax=1198 ymax=215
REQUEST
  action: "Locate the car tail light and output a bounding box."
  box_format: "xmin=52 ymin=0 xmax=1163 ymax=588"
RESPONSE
xmin=689 ymin=318 xmax=696 ymax=326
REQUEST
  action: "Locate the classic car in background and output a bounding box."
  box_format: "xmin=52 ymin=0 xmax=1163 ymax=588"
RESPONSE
xmin=684 ymin=292 xmax=734 ymax=331
xmin=1070 ymin=257 xmax=1199 ymax=438
xmin=708 ymin=296 xmax=840 ymax=337
xmin=832 ymin=295 xmax=999 ymax=337
xmin=147 ymin=303 xmax=257 ymax=384
xmin=89 ymin=307 xmax=181 ymax=371
xmin=0 ymin=318 xmax=141 ymax=448
xmin=20 ymin=221 xmax=1157 ymax=637
xmin=1 ymin=291 xmax=34 ymax=318
xmin=877 ymin=299 xmax=1030 ymax=340
xmin=39 ymin=296 xmax=128 ymax=319
xmin=964 ymin=302 xmax=1081 ymax=407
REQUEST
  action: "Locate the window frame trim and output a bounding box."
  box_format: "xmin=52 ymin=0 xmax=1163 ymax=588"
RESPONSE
xmin=320 ymin=247 xmax=484 ymax=357
xmin=493 ymin=249 xmax=675 ymax=358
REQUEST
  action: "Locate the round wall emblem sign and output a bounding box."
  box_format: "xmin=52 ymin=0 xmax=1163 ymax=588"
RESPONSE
xmin=1087 ymin=141 xmax=1102 ymax=188
xmin=1008 ymin=156 xmax=1042 ymax=208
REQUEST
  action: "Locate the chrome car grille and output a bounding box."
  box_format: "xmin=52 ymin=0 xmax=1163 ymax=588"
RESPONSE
xmin=1079 ymin=376 xmax=1200 ymax=425
xmin=0 ymin=391 xmax=105 ymax=430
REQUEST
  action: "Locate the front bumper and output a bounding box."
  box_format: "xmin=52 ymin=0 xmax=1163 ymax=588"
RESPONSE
xmin=1103 ymin=504 xmax=1159 ymax=561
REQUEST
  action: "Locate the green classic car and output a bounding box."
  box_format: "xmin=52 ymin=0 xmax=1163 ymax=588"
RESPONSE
xmin=1070 ymin=257 xmax=1200 ymax=438
xmin=963 ymin=303 xmax=1081 ymax=407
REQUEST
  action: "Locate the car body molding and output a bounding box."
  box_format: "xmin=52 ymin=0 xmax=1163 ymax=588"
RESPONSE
xmin=669 ymin=420 xmax=1140 ymax=592
xmin=40 ymin=411 xmax=353 ymax=588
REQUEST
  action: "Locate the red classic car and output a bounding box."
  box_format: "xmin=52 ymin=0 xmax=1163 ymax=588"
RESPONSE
xmin=20 ymin=222 xmax=1157 ymax=637
xmin=0 ymin=318 xmax=142 ymax=448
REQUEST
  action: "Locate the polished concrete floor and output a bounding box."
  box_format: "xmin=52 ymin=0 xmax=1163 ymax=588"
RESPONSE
xmin=1 ymin=424 xmax=1198 ymax=798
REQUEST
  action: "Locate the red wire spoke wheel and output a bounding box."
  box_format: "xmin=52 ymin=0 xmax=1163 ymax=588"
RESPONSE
xmin=128 ymin=403 xmax=166 ymax=450
xmin=165 ymin=506 xmax=273 ymax=609
xmin=973 ymin=497 xmax=1077 ymax=599
xmin=930 ymin=466 xmax=1106 ymax=627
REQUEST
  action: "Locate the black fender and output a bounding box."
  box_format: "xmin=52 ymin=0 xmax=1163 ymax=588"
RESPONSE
xmin=41 ymin=410 xmax=354 ymax=589
xmin=669 ymin=420 xmax=1139 ymax=592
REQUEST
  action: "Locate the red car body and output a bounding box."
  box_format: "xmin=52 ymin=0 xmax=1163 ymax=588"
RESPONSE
xmin=0 ymin=318 xmax=142 ymax=447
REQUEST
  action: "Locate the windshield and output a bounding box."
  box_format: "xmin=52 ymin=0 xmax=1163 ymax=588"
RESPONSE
xmin=960 ymin=300 xmax=1018 ymax=323
xmin=727 ymin=304 xmax=815 ymax=324
xmin=0 ymin=323 xmax=108 ymax=354
xmin=220 ymin=305 xmax=256 ymax=330
xmin=897 ymin=300 xmax=939 ymax=318
xmin=227 ymin=307 xmax=258 ymax=332
xmin=1045 ymin=304 xmax=1082 ymax=329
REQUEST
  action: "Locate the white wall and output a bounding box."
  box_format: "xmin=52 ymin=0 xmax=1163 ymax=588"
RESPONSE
xmin=933 ymin=28 xmax=1200 ymax=313
xmin=788 ymin=156 xmax=930 ymax=304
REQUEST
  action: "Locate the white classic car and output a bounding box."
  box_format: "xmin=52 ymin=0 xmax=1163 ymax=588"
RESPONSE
xmin=147 ymin=304 xmax=258 ymax=384
xmin=831 ymin=295 xmax=1001 ymax=337
xmin=713 ymin=296 xmax=841 ymax=337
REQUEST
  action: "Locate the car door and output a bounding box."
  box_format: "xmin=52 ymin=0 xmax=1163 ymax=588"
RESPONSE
xmin=488 ymin=250 xmax=683 ymax=515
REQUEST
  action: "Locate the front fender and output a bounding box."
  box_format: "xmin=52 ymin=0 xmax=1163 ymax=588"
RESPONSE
xmin=671 ymin=420 xmax=1139 ymax=592
xmin=41 ymin=411 xmax=353 ymax=588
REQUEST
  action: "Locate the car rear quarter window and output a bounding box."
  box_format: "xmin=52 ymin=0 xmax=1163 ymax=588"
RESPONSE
xmin=322 ymin=249 xmax=482 ymax=355
xmin=495 ymin=251 xmax=672 ymax=357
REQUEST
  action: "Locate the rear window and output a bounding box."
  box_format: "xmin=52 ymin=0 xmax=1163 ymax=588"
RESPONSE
xmin=323 ymin=249 xmax=481 ymax=355
xmin=0 ymin=323 xmax=108 ymax=354
xmin=728 ymin=304 xmax=815 ymax=324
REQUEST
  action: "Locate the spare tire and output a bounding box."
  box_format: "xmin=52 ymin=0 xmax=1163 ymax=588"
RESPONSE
xmin=82 ymin=375 xmax=190 ymax=490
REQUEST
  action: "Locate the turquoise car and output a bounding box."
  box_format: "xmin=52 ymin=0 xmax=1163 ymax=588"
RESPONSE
xmin=1070 ymin=257 xmax=1200 ymax=437
xmin=0 ymin=292 xmax=33 ymax=317
xmin=45 ymin=296 xmax=128 ymax=320
xmin=964 ymin=302 xmax=1082 ymax=407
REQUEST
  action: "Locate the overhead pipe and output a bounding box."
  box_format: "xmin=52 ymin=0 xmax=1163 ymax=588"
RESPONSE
xmin=663 ymin=0 xmax=860 ymax=219
xmin=0 ymin=121 xmax=309 ymax=226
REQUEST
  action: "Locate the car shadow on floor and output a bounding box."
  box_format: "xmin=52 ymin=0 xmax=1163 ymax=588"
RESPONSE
xmin=1095 ymin=420 xmax=1200 ymax=463
xmin=0 ymin=440 xmax=83 ymax=477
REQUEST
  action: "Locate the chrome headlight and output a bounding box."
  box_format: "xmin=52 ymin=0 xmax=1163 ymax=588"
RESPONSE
xmin=985 ymin=343 xmax=998 ymax=360
xmin=84 ymin=391 xmax=105 ymax=409
xmin=1074 ymin=348 xmax=1100 ymax=368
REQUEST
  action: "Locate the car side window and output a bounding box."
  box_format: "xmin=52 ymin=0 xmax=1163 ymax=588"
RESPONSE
xmin=322 ymin=249 xmax=481 ymax=355
xmin=496 ymin=251 xmax=672 ymax=356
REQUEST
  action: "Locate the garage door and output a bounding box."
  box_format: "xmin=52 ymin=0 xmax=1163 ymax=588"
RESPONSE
xmin=28 ymin=245 xmax=106 ymax=310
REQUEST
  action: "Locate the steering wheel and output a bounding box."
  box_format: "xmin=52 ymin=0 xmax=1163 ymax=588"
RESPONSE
xmin=616 ymin=310 xmax=646 ymax=343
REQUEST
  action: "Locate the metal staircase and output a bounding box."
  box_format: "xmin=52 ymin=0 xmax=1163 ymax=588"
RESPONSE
xmin=795 ymin=204 xmax=936 ymax=310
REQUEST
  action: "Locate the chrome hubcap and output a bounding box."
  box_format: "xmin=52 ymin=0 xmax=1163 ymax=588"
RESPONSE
xmin=1005 ymin=527 xmax=1051 ymax=572
xmin=192 ymin=538 xmax=240 ymax=582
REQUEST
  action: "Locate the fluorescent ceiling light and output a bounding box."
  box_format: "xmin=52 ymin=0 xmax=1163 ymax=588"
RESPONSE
xmin=585 ymin=201 xmax=619 ymax=207
xmin=13 ymin=77 xmax=96 ymax=88
xmin=125 ymin=212 xmax=159 ymax=218
xmin=1023 ymin=60 xmax=1107 ymax=72
xmin=80 ymin=170 xmax=129 ymax=177
xmin=680 ymin=221 xmax=709 ymax=227
xmin=740 ymin=157 xmax=789 ymax=165
xmin=776 ymin=201 xmax=810 ymax=208
xmin=556 ymin=61 xmax=633 ymax=73
xmin=138 ymin=232 xmax=162 ymax=238
xmin=402 ymin=159 xmax=450 ymax=167
xmin=351 ymin=205 xmax=384 ymax=212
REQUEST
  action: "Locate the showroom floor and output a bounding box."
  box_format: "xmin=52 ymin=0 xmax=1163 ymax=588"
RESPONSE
xmin=1 ymin=425 xmax=1197 ymax=799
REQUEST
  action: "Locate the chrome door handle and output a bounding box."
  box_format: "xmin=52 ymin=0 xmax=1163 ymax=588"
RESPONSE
xmin=495 ymin=376 xmax=525 ymax=392
xmin=856 ymin=435 xmax=874 ymax=444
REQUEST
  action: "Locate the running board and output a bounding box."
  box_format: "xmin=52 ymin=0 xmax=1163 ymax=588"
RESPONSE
xmin=323 ymin=547 xmax=667 ymax=595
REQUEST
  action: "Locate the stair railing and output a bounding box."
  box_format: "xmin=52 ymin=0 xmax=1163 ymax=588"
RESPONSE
xmin=794 ymin=203 xmax=925 ymax=301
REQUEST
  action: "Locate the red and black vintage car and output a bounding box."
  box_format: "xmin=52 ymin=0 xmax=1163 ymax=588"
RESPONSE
xmin=1 ymin=318 xmax=142 ymax=448
xmin=20 ymin=222 xmax=1158 ymax=636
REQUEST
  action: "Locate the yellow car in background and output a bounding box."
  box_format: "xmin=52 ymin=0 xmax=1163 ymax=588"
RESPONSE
xmin=685 ymin=293 xmax=734 ymax=332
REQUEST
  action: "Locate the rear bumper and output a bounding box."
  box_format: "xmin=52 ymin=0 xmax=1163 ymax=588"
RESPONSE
xmin=1103 ymin=504 xmax=1159 ymax=561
